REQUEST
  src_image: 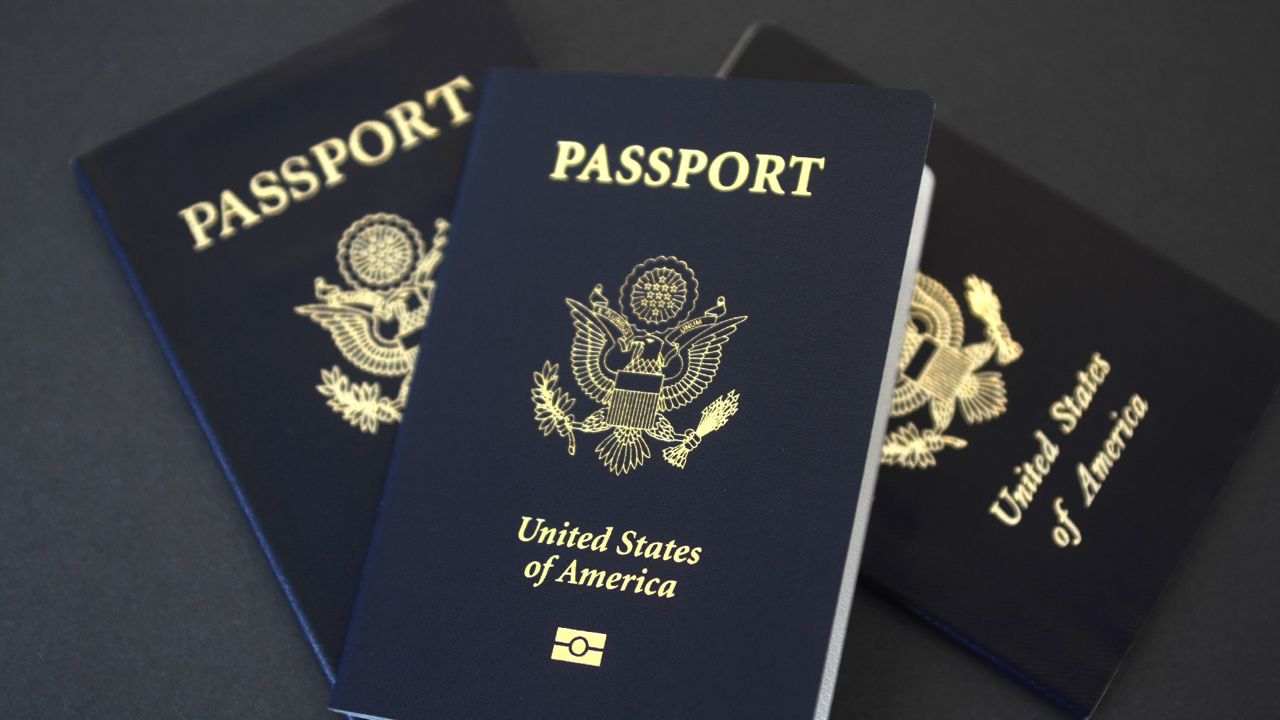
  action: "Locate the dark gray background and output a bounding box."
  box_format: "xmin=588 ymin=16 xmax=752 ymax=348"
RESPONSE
xmin=2 ymin=0 xmax=1277 ymax=717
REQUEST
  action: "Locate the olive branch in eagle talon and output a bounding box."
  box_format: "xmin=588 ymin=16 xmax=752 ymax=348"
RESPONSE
xmin=530 ymin=257 xmax=746 ymax=475
xmin=532 ymin=361 xmax=579 ymax=455
xmin=881 ymin=422 xmax=967 ymax=470
xmin=317 ymin=365 xmax=407 ymax=433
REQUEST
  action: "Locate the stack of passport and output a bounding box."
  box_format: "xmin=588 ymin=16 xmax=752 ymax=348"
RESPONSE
xmin=73 ymin=2 xmax=1280 ymax=718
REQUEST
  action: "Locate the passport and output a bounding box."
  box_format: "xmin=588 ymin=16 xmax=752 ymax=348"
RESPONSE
xmin=331 ymin=70 xmax=934 ymax=719
xmin=71 ymin=0 xmax=532 ymax=682
xmin=721 ymin=23 xmax=1280 ymax=717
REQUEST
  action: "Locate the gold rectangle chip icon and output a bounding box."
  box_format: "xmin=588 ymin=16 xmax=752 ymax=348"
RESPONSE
xmin=550 ymin=627 xmax=606 ymax=667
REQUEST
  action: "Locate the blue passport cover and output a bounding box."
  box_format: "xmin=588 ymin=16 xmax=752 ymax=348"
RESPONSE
xmin=71 ymin=0 xmax=533 ymax=682
xmin=722 ymin=23 xmax=1280 ymax=717
xmin=331 ymin=70 xmax=934 ymax=719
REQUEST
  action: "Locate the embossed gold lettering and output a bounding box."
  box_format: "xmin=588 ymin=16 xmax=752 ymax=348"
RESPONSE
xmin=988 ymin=430 xmax=1059 ymax=526
xmin=615 ymin=144 xmax=645 ymax=185
xmin=550 ymin=140 xmax=586 ymax=180
xmin=748 ymin=153 xmax=786 ymax=194
xmin=348 ymin=120 xmax=397 ymax=167
xmin=178 ymin=201 xmax=218 ymax=251
xmin=1049 ymin=352 xmax=1111 ymax=434
xmin=576 ymin=143 xmax=613 ymax=184
xmin=423 ymin=74 xmax=474 ymax=127
xmin=1078 ymin=393 xmax=1147 ymax=507
xmin=644 ymin=146 xmax=673 ymax=187
xmin=178 ymin=75 xmax=476 ymax=251
xmin=218 ymin=189 xmax=261 ymax=238
xmin=555 ymin=559 xmax=677 ymax=599
xmin=788 ymin=155 xmax=825 ymax=197
xmin=517 ymin=516 xmax=614 ymax=552
xmin=548 ymin=141 xmax=825 ymax=196
xmin=384 ymin=100 xmax=440 ymax=148
xmin=708 ymin=151 xmax=750 ymax=192
xmin=249 ymin=170 xmax=289 ymax=217
xmin=672 ymin=148 xmax=709 ymax=188
xmin=280 ymin=155 xmax=320 ymax=202
xmin=309 ymin=137 xmax=349 ymax=188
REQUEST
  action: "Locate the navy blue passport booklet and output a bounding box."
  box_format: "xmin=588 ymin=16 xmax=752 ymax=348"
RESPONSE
xmin=71 ymin=0 xmax=533 ymax=682
xmin=331 ymin=71 xmax=934 ymax=719
xmin=721 ymin=23 xmax=1280 ymax=718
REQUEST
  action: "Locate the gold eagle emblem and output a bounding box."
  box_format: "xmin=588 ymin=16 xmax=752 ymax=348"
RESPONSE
xmin=882 ymin=274 xmax=1022 ymax=468
xmin=295 ymin=213 xmax=446 ymax=433
xmin=531 ymin=257 xmax=746 ymax=475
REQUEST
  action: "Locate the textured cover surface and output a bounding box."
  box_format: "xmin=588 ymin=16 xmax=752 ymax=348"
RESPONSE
xmin=332 ymin=69 xmax=933 ymax=719
xmin=71 ymin=0 xmax=532 ymax=681
xmin=722 ymin=23 xmax=1280 ymax=717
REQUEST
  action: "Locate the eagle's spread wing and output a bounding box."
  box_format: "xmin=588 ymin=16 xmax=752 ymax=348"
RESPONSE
xmin=566 ymin=298 xmax=618 ymax=404
xmin=295 ymin=304 xmax=416 ymax=377
xmin=956 ymin=370 xmax=1007 ymax=425
xmin=660 ymin=316 xmax=746 ymax=412
xmin=891 ymin=382 xmax=931 ymax=417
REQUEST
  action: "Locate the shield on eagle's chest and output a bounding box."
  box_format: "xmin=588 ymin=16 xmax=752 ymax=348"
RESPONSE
xmin=904 ymin=335 xmax=969 ymax=403
xmin=606 ymin=370 xmax=663 ymax=430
